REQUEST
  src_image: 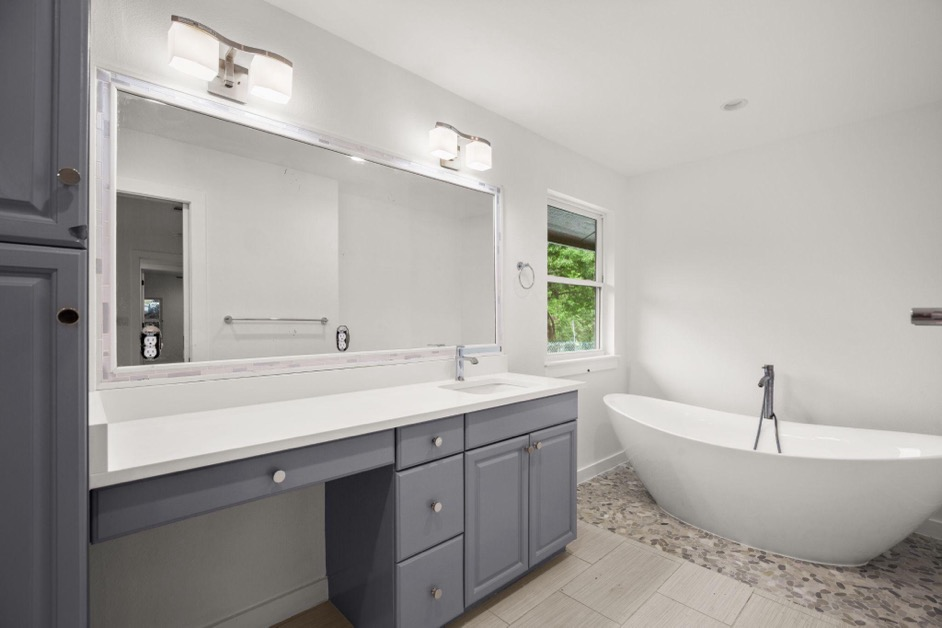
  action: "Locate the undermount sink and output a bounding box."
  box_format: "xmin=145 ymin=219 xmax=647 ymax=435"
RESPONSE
xmin=440 ymin=379 xmax=529 ymax=395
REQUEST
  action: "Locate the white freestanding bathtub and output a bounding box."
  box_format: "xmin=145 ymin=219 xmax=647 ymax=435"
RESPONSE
xmin=604 ymin=394 xmax=942 ymax=566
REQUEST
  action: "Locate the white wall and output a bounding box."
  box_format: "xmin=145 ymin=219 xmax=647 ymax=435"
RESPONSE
xmin=624 ymin=102 xmax=942 ymax=520
xmin=91 ymin=1 xmax=632 ymax=626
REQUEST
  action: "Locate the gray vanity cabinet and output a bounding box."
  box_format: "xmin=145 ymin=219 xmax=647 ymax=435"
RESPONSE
xmin=464 ymin=435 xmax=530 ymax=604
xmin=0 ymin=244 xmax=87 ymax=627
xmin=464 ymin=393 xmax=578 ymax=607
xmin=528 ymin=421 xmax=578 ymax=565
xmin=0 ymin=1 xmax=89 ymax=624
xmin=0 ymin=0 xmax=89 ymax=247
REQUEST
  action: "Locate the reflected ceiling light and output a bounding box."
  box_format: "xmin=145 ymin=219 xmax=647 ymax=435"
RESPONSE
xmin=167 ymin=15 xmax=293 ymax=105
xmin=429 ymin=122 xmax=492 ymax=172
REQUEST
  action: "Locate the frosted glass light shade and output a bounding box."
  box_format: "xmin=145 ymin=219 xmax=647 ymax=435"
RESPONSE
xmin=249 ymin=54 xmax=293 ymax=104
xmin=168 ymin=21 xmax=219 ymax=81
xmin=429 ymin=126 xmax=458 ymax=160
xmin=465 ymin=140 xmax=492 ymax=171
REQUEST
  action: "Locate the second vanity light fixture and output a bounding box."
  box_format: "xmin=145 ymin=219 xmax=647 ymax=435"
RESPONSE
xmin=429 ymin=122 xmax=492 ymax=172
xmin=167 ymin=15 xmax=293 ymax=104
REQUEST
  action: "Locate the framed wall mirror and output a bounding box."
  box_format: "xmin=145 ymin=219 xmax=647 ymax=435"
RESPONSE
xmin=94 ymin=70 xmax=502 ymax=384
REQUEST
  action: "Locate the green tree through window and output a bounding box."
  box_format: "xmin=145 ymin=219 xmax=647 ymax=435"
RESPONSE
xmin=547 ymin=203 xmax=601 ymax=354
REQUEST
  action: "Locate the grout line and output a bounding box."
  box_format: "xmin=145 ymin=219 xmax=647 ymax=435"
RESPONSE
xmin=618 ymin=598 xmax=645 ymax=627
xmin=675 ymin=592 xmax=739 ymax=627
xmin=727 ymin=590 xmax=753 ymax=627
xmin=558 ymin=590 xmax=622 ymax=626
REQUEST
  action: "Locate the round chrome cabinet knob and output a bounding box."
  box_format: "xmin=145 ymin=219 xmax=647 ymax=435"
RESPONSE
xmin=431 ymin=587 xmax=443 ymax=600
xmin=535 ymin=441 xmax=543 ymax=450
xmin=431 ymin=501 xmax=443 ymax=513
xmin=272 ymin=470 xmax=287 ymax=484
xmin=432 ymin=436 xmax=443 ymax=448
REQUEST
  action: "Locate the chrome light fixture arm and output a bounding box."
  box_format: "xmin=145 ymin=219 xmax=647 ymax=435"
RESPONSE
xmin=433 ymin=122 xmax=491 ymax=147
xmin=170 ymin=16 xmax=293 ymax=68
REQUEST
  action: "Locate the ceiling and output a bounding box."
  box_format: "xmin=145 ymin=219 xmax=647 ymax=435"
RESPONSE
xmin=264 ymin=0 xmax=942 ymax=176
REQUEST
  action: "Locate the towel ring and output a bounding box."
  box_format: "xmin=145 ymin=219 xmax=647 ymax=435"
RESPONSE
xmin=517 ymin=261 xmax=535 ymax=290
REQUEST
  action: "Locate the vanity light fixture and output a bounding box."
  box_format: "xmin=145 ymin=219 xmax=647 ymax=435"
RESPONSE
xmin=429 ymin=122 xmax=492 ymax=172
xmin=168 ymin=15 xmax=293 ymax=104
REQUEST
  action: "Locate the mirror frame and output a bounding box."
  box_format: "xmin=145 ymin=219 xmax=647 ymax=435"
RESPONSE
xmin=92 ymin=69 xmax=503 ymax=386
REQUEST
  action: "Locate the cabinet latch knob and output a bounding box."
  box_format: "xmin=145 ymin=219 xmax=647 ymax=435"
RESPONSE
xmin=431 ymin=587 xmax=443 ymax=600
xmin=535 ymin=441 xmax=543 ymax=450
xmin=430 ymin=501 xmax=443 ymax=513
xmin=432 ymin=436 xmax=443 ymax=448
xmin=57 ymin=168 xmax=81 ymax=186
xmin=57 ymin=307 xmax=80 ymax=325
xmin=272 ymin=470 xmax=287 ymax=484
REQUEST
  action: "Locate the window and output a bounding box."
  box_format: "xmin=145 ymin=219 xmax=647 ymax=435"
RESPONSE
xmin=547 ymin=199 xmax=603 ymax=356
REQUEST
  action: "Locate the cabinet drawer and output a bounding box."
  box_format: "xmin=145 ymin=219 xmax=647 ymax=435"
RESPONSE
xmin=397 ymin=454 xmax=464 ymax=561
xmin=396 ymin=415 xmax=464 ymax=470
xmin=397 ymin=535 xmax=464 ymax=628
xmin=465 ymin=392 xmax=577 ymax=449
xmin=91 ymin=430 xmax=394 ymax=542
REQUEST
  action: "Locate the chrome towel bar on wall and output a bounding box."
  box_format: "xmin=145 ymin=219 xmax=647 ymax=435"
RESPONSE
xmin=911 ymin=308 xmax=942 ymax=326
xmin=224 ymin=315 xmax=329 ymax=324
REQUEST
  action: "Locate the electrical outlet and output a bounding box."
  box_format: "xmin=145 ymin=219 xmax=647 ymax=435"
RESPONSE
xmin=336 ymin=325 xmax=350 ymax=352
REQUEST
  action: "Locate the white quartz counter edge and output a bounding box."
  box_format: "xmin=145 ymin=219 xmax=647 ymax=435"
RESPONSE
xmin=90 ymin=373 xmax=583 ymax=489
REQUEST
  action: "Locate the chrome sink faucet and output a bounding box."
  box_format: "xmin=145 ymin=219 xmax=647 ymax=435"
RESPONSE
xmin=455 ymin=345 xmax=479 ymax=381
xmin=753 ymin=364 xmax=782 ymax=453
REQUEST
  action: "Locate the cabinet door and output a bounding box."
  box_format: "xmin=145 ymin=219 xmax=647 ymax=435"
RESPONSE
xmin=0 ymin=244 xmax=87 ymax=627
xmin=529 ymin=421 xmax=577 ymax=566
xmin=464 ymin=435 xmax=529 ymax=606
xmin=0 ymin=0 xmax=88 ymax=247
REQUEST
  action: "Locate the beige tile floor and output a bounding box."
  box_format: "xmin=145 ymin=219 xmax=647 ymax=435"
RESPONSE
xmin=278 ymin=520 xmax=842 ymax=627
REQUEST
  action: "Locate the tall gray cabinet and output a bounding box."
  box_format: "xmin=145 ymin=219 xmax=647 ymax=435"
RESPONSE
xmin=0 ymin=0 xmax=89 ymax=626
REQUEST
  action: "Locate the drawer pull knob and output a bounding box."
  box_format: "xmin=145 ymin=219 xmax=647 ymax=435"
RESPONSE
xmin=272 ymin=470 xmax=287 ymax=484
xmin=535 ymin=441 xmax=543 ymax=450
xmin=432 ymin=436 xmax=443 ymax=448
xmin=430 ymin=501 xmax=443 ymax=513
xmin=431 ymin=587 xmax=443 ymax=600
xmin=524 ymin=445 xmax=535 ymax=454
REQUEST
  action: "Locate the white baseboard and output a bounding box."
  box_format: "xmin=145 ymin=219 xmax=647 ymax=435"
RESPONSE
xmin=207 ymin=578 xmax=329 ymax=628
xmin=577 ymin=450 xmax=628 ymax=484
xmin=916 ymin=517 xmax=942 ymax=541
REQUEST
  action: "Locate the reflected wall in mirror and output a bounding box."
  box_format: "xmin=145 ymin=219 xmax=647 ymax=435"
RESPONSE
xmin=104 ymin=77 xmax=499 ymax=377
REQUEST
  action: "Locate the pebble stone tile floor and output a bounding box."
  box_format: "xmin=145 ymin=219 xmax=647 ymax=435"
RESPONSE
xmin=577 ymin=464 xmax=942 ymax=627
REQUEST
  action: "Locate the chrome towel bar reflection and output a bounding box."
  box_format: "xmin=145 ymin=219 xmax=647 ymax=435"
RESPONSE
xmin=911 ymin=308 xmax=942 ymax=326
xmin=224 ymin=315 xmax=328 ymax=325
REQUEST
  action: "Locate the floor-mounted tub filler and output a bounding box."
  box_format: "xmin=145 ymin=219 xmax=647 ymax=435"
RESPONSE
xmin=604 ymin=394 xmax=942 ymax=566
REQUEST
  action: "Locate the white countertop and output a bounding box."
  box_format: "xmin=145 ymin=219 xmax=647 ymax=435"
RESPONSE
xmin=90 ymin=373 xmax=582 ymax=489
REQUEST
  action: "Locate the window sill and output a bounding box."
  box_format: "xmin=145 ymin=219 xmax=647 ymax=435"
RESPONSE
xmin=544 ymin=354 xmax=619 ymax=377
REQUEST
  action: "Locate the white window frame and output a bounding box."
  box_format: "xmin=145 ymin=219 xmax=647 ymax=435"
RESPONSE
xmin=546 ymin=193 xmax=606 ymax=362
